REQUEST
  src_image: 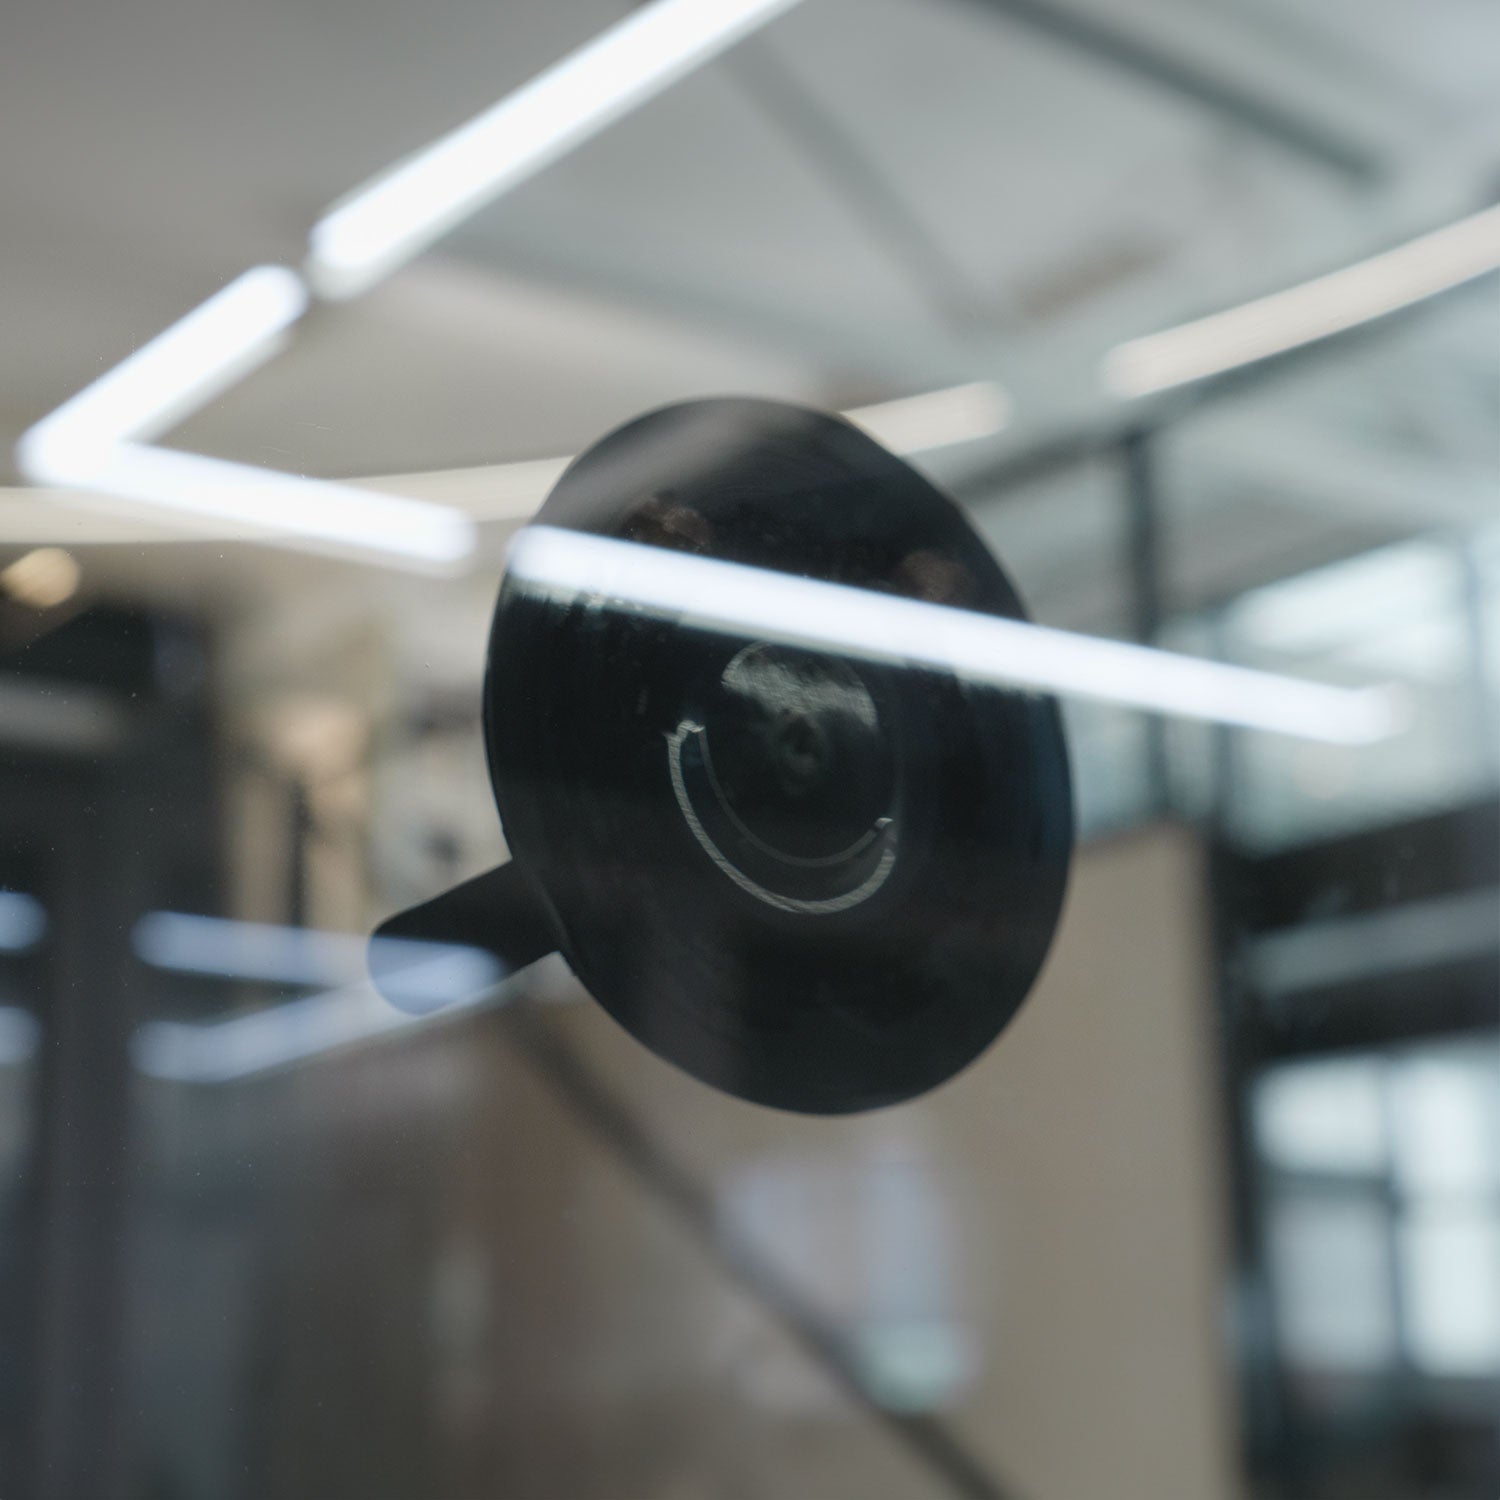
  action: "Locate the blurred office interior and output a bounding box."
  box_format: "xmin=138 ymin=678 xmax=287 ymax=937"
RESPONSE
xmin=0 ymin=0 xmax=1497 ymax=1496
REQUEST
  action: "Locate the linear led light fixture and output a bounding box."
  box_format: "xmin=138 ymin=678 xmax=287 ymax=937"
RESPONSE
xmin=17 ymin=0 xmax=807 ymax=565
xmin=39 ymin=442 xmax=476 ymax=566
xmin=507 ymin=525 xmax=1404 ymax=744
xmin=22 ymin=266 xmax=306 ymax=454
xmin=15 ymin=267 xmax=476 ymax=568
xmin=435 ymin=380 xmax=1015 ymax=524
xmin=308 ymin=0 xmax=805 ymax=298
xmin=1103 ymin=202 xmax=1500 ymax=398
xmin=843 ymin=381 xmax=1012 ymax=453
xmin=458 ymin=382 xmax=1015 ymax=523
xmin=133 ymin=909 xmax=507 ymax=1011
xmin=5 ymin=373 xmax=1014 ymax=544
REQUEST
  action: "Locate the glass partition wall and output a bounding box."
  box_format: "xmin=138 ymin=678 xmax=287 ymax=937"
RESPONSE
xmin=1 ymin=286 xmax=1491 ymax=1500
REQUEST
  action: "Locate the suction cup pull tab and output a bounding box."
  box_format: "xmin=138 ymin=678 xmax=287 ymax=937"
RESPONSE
xmin=369 ymin=861 xmax=559 ymax=1014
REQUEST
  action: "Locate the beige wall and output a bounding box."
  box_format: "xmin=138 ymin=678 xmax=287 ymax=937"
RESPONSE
xmin=943 ymin=821 xmax=1243 ymax=1499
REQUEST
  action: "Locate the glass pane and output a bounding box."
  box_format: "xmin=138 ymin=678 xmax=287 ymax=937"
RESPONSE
xmin=1254 ymin=1056 xmax=1388 ymax=1177
xmin=1398 ymin=1208 xmax=1500 ymax=1377
xmin=1267 ymin=1192 xmax=1398 ymax=1374
xmin=1391 ymin=1039 xmax=1500 ymax=1196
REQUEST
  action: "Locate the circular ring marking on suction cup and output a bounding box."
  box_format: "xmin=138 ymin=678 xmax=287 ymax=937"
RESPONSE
xmin=665 ymin=640 xmax=901 ymax=915
xmin=667 ymin=718 xmax=898 ymax=916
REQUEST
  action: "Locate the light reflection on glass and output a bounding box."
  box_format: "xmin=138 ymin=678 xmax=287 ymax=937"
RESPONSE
xmin=1254 ymin=1057 xmax=1387 ymax=1177
xmin=1266 ymin=1193 xmax=1398 ymax=1373
xmin=1256 ymin=1037 xmax=1500 ymax=1384
xmin=1398 ymin=1210 xmax=1500 ymax=1377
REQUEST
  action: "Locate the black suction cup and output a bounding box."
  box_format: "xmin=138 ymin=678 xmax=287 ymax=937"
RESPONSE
xmin=373 ymin=398 xmax=1072 ymax=1114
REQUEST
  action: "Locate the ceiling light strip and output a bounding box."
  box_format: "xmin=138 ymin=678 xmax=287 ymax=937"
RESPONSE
xmin=35 ymin=442 xmax=476 ymax=567
xmin=19 ymin=267 xmax=307 ymax=461
xmin=14 ymin=266 xmax=476 ymax=566
xmin=17 ymin=0 xmax=808 ymax=567
xmin=308 ymin=0 xmax=806 ymax=299
xmin=506 ymin=525 xmax=1404 ymax=744
xmin=1103 ymin=203 xmax=1500 ymax=398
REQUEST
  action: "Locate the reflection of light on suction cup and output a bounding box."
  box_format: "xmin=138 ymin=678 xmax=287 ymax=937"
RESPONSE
xmin=19 ymin=267 xmax=306 ymax=454
xmin=427 ymin=389 xmax=1017 ymax=527
xmin=506 ymin=525 xmax=1405 ymax=745
xmin=37 ymin=445 xmax=475 ymax=567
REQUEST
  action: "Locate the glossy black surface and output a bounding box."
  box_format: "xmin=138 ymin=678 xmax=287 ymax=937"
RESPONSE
xmin=380 ymin=398 xmax=1074 ymax=1112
